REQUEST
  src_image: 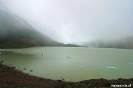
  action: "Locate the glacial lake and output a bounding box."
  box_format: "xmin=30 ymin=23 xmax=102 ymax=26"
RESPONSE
xmin=0 ymin=47 xmax=133 ymax=82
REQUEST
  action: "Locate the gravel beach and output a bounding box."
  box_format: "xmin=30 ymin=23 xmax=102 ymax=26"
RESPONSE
xmin=0 ymin=62 xmax=133 ymax=88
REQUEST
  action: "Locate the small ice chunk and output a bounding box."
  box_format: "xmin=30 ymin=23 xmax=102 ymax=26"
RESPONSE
xmin=98 ymin=68 xmax=102 ymax=70
xmin=79 ymin=65 xmax=83 ymax=68
xmin=67 ymin=56 xmax=71 ymax=58
xmin=128 ymin=62 xmax=133 ymax=65
xmin=42 ymin=53 xmax=45 ymax=56
xmin=106 ymin=66 xmax=117 ymax=70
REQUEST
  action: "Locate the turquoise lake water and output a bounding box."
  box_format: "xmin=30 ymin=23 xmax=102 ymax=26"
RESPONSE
xmin=0 ymin=47 xmax=133 ymax=82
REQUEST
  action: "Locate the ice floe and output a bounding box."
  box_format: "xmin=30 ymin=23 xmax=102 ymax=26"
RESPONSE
xmin=79 ymin=65 xmax=83 ymax=68
xmin=106 ymin=66 xmax=117 ymax=70
xmin=128 ymin=62 xmax=133 ymax=65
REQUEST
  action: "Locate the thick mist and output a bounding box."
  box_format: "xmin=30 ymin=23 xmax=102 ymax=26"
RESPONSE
xmin=0 ymin=0 xmax=133 ymax=44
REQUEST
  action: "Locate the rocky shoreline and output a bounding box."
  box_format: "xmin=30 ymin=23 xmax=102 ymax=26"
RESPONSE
xmin=0 ymin=62 xmax=133 ymax=88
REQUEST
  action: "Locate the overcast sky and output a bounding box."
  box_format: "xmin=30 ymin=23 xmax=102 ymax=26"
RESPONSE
xmin=1 ymin=0 xmax=133 ymax=44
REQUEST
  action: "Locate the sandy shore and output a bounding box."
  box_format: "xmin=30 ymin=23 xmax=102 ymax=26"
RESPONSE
xmin=0 ymin=61 xmax=133 ymax=88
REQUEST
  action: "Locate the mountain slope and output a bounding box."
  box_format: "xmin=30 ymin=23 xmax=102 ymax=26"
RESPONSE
xmin=116 ymin=34 xmax=133 ymax=49
xmin=84 ymin=34 xmax=133 ymax=49
xmin=0 ymin=7 xmax=64 ymax=48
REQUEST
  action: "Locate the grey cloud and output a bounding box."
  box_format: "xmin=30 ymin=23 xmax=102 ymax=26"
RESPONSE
xmin=1 ymin=0 xmax=133 ymax=43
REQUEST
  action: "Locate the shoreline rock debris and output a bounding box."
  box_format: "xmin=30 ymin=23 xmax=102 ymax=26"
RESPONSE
xmin=0 ymin=62 xmax=133 ymax=87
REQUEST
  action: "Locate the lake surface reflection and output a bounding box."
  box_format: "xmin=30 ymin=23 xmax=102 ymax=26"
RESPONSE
xmin=0 ymin=47 xmax=133 ymax=82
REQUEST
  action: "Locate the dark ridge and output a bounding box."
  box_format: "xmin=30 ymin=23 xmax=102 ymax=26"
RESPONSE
xmin=0 ymin=8 xmax=65 ymax=48
xmin=0 ymin=8 xmax=81 ymax=49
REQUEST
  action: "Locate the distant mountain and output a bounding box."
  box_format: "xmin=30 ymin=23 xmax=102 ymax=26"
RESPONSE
xmin=84 ymin=34 xmax=133 ymax=49
xmin=116 ymin=34 xmax=133 ymax=49
xmin=0 ymin=4 xmax=65 ymax=48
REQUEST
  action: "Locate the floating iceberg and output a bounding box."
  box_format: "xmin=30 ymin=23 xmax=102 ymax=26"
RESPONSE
xmin=106 ymin=66 xmax=117 ymax=70
xmin=128 ymin=62 xmax=133 ymax=65
xmin=79 ymin=65 xmax=83 ymax=68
